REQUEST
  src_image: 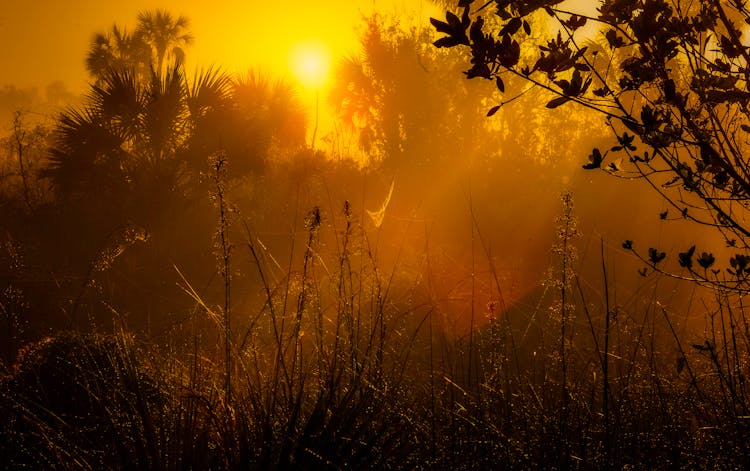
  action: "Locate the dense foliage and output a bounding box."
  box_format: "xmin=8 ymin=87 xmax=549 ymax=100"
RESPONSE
xmin=433 ymin=0 xmax=750 ymax=290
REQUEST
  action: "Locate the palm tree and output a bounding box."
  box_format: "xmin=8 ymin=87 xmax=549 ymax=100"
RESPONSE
xmin=85 ymin=11 xmax=194 ymax=83
xmin=46 ymin=65 xmax=308 ymax=211
xmin=329 ymin=55 xmax=379 ymax=153
xmin=50 ymin=11 xmax=312 ymax=219
xmin=182 ymin=67 xmax=234 ymax=172
xmin=232 ymin=71 xmax=307 ymax=148
xmin=85 ymin=25 xmax=151 ymax=83
xmin=46 ymin=65 xmax=207 ymax=213
xmin=136 ymin=10 xmax=194 ymax=77
xmin=187 ymin=69 xmax=309 ymax=177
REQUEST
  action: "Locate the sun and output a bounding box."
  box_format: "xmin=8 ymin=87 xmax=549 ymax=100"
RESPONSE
xmin=289 ymin=39 xmax=332 ymax=90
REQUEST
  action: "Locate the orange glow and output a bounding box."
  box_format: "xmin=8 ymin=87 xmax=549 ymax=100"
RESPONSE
xmin=288 ymin=40 xmax=332 ymax=90
xmin=0 ymin=1 xmax=441 ymax=95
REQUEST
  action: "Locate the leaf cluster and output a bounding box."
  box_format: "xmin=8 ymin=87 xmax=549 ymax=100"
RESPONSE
xmin=433 ymin=0 xmax=750 ymax=291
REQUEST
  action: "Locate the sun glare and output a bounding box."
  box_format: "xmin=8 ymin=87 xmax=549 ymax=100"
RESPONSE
xmin=289 ymin=40 xmax=332 ymax=90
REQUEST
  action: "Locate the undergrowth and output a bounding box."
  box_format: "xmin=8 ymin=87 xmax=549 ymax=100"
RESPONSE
xmin=2 ymin=196 xmax=749 ymax=470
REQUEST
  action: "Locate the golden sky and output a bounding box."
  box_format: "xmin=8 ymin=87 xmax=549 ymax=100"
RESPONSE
xmin=0 ymin=0 xmax=439 ymax=93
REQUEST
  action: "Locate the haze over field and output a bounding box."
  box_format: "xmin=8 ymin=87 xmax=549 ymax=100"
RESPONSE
xmin=2 ymin=1 xmax=750 ymax=468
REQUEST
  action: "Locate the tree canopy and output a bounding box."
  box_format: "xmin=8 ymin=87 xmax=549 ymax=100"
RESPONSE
xmin=433 ymin=0 xmax=750 ymax=290
xmin=329 ymin=14 xmax=510 ymax=172
xmin=86 ymin=10 xmax=193 ymax=83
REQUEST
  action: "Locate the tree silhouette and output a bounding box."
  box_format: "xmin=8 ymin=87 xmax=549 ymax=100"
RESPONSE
xmin=0 ymin=111 xmax=51 ymax=212
xmin=85 ymin=10 xmax=193 ymax=83
xmin=329 ymin=14 xmax=504 ymax=172
xmin=183 ymin=69 xmax=307 ymax=179
xmin=46 ymin=65 xmax=210 ymax=216
xmin=47 ymin=9 xmax=316 ymax=262
xmin=433 ymin=0 xmax=750 ymax=290
xmin=232 ymin=71 xmax=307 ymax=152
xmin=135 ymin=10 xmax=194 ymax=77
xmin=47 ymin=64 xmax=308 ymax=216
xmin=85 ymin=25 xmax=151 ymax=83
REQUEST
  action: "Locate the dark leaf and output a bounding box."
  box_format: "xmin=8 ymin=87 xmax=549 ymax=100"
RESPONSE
xmin=433 ymin=37 xmax=462 ymax=48
xmin=648 ymin=247 xmax=666 ymax=264
xmin=469 ymin=15 xmax=485 ymax=42
xmin=430 ymin=17 xmax=450 ymax=33
xmin=546 ymin=96 xmax=571 ymax=108
xmin=619 ymin=132 xmax=636 ymax=147
xmin=678 ymin=246 xmax=696 ymax=269
xmin=554 ymin=79 xmax=571 ymax=92
xmin=729 ymin=254 xmax=750 ymax=274
xmin=697 ymin=252 xmax=715 ymax=269
xmin=431 ymin=13 xmax=469 ymax=47
xmin=446 ymin=11 xmax=462 ymax=28
xmin=563 ymin=14 xmax=588 ymax=31
xmin=461 ymin=6 xmax=471 ymax=28
xmin=500 ymin=17 xmax=522 ymax=36
xmin=593 ymin=87 xmax=609 ymax=97
xmin=466 ymin=62 xmax=492 ymax=79
xmin=583 ymin=147 xmax=604 ymax=169
xmin=605 ymin=29 xmax=625 ymax=48
xmin=487 ymin=105 xmax=502 ymax=116
xmin=498 ymin=34 xmax=521 ymax=67
xmin=720 ymin=34 xmax=743 ymax=58
xmin=496 ymin=76 xmax=505 ymax=93
xmin=622 ymin=240 xmax=633 ymax=250
xmin=570 ymin=69 xmax=583 ymax=93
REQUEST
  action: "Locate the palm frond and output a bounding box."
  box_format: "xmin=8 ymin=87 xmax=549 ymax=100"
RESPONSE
xmin=188 ymin=67 xmax=232 ymax=118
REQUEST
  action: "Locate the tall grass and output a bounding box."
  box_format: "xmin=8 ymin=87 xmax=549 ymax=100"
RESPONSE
xmin=3 ymin=195 xmax=750 ymax=469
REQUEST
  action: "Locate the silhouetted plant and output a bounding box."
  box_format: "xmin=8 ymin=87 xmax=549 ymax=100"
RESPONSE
xmin=329 ymin=13 xmax=506 ymax=171
xmin=136 ymin=10 xmax=194 ymax=77
xmin=86 ymin=24 xmax=152 ymax=84
xmin=86 ymin=10 xmax=193 ymax=83
xmin=210 ymin=152 xmax=233 ymax=407
xmin=0 ymin=111 xmax=51 ymax=211
xmin=0 ymin=332 xmax=165 ymax=469
xmin=11 ymin=4 xmax=750 ymax=470
xmin=433 ymin=0 xmax=750 ymax=289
